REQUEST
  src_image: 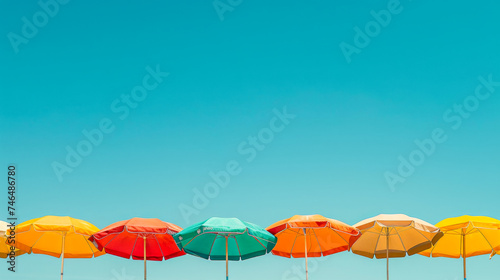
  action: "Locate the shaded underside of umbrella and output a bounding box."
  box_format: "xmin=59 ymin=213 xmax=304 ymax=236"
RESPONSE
xmin=419 ymin=216 xmax=500 ymax=280
xmin=267 ymin=214 xmax=360 ymax=280
xmin=352 ymin=214 xmax=443 ymax=280
xmin=8 ymin=216 xmax=103 ymax=280
xmin=89 ymin=217 xmax=184 ymax=261
xmin=352 ymin=214 xmax=443 ymax=259
xmin=175 ymin=217 xmax=276 ymax=260
xmin=11 ymin=216 xmax=103 ymax=258
xmin=267 ymin=214 xmax=360 ymax=258
xmin=175 ymin=217 xmax=276 ymax=280
xmin=420 ymin=215 xmax=500 ymax=258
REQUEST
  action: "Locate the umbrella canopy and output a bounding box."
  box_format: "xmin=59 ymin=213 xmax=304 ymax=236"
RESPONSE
xmin=8 ymin=216 xmax=104 ymax=280
xmin=1 ymin=220 xmax=25 ymax=258
xmin=351 ymin=214 xmax=443 ymax=280
xmin=266 ymin=214 xmax=360 ymax=280
xmin=419 ymin=215 xmax=500 ymax=279
xmin=174 ymin=217 xmax=276 ymax=280
xmin=89 ymin=217 xmax=184 ymax=260
xmin=267 ymin=214 xmax=360 ymax=257
xmin=89 ymin=217 xmax=185 ymax=280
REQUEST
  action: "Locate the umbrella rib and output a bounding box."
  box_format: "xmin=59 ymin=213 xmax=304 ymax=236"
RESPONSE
xmin=289 ymin=228 xmax=301 ymax=257
xmin=371 ymin=228 xmax=383 ymax=258
xmin=101 ymin=232 xmax=121 ymax=250
xmin=392 ymin=227 xmax=407 ymax=254
xmin=427 ymin=230 xmax=446 ymax=257
xmin=424 ymin=228 xmax=446 ymax=257
xmin=412 ymin=225 xmax=433 ymax=243
xmin=327 ymin=227 xmax=349 ymax=246
xmin=475 ymin=228 xmax=496 ymax=251
xmin=29 ymin=230 xmax=46 ymax=254
xmin=154 ymin=234 xmax=165 ymax=258
xmin=81 ymin=233 xmax=97 ymax=257
xmin=311 ymin=229 xmax=323 ymax=256
xmin=404 ymin=225 xmax=433 ymax=256
xmin=250 ymin=233 xmax=267 ymax=251
xmin=466 ymin=221 xmax=473 ymax=235
xmin=234 ymin=235 xmax=242 ymax=260
xmin=130 ymin=235 xmax=140 ymax=259
xmin=207 ymin=233 xmax=218 ymax=259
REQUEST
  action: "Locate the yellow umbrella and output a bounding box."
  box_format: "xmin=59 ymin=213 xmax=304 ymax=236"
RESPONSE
xmin=419 ymin=215 xmax=500 ymax=280
xmin=1 ymin=220 xmax=26 ymax=258
xmin=351 ymin=214 xmax=443 ymax=280
xmin=8 ymin=216 xmax=104 ymax=280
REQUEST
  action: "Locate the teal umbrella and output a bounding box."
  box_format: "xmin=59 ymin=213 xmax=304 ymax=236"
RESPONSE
xmin=174 ymin=217 xmax=277 ymax=280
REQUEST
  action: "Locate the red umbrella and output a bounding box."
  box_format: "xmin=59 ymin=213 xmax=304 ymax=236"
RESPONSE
xmin=89 ymin=218 xmax=185 ymax=280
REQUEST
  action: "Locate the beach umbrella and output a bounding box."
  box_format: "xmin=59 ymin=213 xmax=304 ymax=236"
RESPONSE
xmin=174 ymin=217 xmax=277 ymax=280
xmin=266 ymin=214 xmax=361 ymax=280
xmin=419 ymin=215 xmax=500 ymax=280
xmin=1 ymin=220 xmax=26 ymax=258
xmin=89 ymin=217 xmax=185 ymax=280
xmin=351 ymin=214 xmax=443 ymax=280
xmin=7 ymin=216 xmax=104 ymax=280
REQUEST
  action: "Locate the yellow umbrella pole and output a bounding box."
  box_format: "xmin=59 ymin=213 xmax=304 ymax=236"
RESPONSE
xmin=61 ymin=234 xmax=65 ymax=280
xmin=144 ymin=236 xmax=147 ymax=280
xmin=386 ymin=228 xmax=389 ymax=280
xmin=462 ymin=231 xmax=466 ymax=280
xmin=226 ymin=236 xmax=229 ymax=280
xmin=303 ymin=228 xmax=308 ymax=280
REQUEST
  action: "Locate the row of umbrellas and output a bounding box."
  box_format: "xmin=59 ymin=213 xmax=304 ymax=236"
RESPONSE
xmin=2 ymin=214 xmax=500 ymax=280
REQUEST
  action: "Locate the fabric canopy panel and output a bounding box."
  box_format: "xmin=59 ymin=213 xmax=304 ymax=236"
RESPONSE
xmin=8 ymin=216 xmax=104 ymax=280
xmin=175 ymin=217 xmax=276 ymax=261
xmin=89 ymin=217 xmax=184 ymax=261
xmin=267 ymin=214 xmax=360 ymax=258
xmin=352 ymin=214 xmax=443 ymax=259
xmin=419 ymin=215 xmax=500 ymax=258
xmin=175 ymin=217 xmax=276 ymax=280
xmin=12 ymin=216 xmax=103 ymax=258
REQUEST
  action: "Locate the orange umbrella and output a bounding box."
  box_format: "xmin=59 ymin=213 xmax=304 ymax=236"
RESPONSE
xmin=267 ymin=215 xmax=361 ymax=280
xmin=89 ymin=218 xmax=185 ymax=280
xmin=8 ymin=216 xmax=104 ymax=280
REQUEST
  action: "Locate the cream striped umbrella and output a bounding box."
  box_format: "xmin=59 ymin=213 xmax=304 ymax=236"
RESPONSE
xmin=351 ymin=214 xmax=443 ymax=280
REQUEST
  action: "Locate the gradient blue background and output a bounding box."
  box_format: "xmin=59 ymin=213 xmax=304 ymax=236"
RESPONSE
xmin=1 ymin=0 xmax=500 ymax=279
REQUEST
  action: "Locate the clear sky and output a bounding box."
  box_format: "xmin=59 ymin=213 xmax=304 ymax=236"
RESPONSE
xmin=1 ymin=0 xmax=500 ymax=279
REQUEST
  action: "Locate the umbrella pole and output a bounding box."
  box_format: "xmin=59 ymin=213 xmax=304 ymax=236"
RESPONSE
xmin=61 ymin=234 xmax=65 ymax=280
xmin=226 ymin=236 xmax=229 ymax=280
xmin=386 ymin=228 xmax=389 ymax=280
xmin=144 ymin=236 xmax=147 ymax=280
xmin=463 ymin=232 xmax=466 ymax=280
xmin=303 ymin=228 xmax=308 ymax=280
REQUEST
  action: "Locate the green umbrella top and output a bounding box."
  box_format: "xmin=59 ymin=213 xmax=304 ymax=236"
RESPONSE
xmin=174 ymin=217 xmax=277 ymax=261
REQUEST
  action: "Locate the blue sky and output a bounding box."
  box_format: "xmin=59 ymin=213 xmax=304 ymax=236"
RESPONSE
xmin=1 ymin=0 xmax=500 ymax=279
